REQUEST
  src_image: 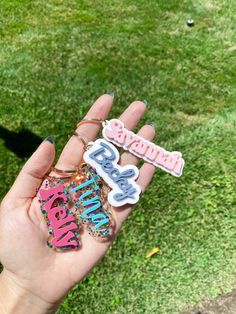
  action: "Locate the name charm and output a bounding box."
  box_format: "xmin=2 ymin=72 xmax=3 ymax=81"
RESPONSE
xmin=39 ymin=183 xmax=79 ymax=249
xmin=103 ymin=119 xmax=184 ymax=177
xmin=83 ymin=139 xmax=141 ymax=207
xmin=68 ymin=164 xmax=113 ymax=239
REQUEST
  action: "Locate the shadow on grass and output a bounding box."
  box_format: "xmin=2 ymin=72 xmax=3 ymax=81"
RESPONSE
xmin=0 ymin=126 xmax=42 ymax=158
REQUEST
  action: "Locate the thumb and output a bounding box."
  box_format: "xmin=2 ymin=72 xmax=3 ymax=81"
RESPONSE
xmin=4 ymin=136 xmax=55 ymax=201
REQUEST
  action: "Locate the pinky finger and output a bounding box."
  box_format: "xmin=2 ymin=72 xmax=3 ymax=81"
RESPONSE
xmin=137 ymin=163 xmax=156 ymax=193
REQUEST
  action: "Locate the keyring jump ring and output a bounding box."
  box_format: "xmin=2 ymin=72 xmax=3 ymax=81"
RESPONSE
xmin=50 ymin=162 xmax=93 ymax=176
xmin=76 ymin=118 xmax=105 ymax=128
xmin=45 ymin=174 xmax=75 ymax=180
xmin=85 ymin=142 xmax=93 ymax=151
xmin=52 ymin=167 xmax=79 ymax=174
xmin=72 ymin=131 xmax=88 ymax=147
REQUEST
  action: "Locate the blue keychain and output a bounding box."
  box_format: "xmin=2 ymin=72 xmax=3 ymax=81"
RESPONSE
xmin=83 ymin=139 xmax=141 ymax=207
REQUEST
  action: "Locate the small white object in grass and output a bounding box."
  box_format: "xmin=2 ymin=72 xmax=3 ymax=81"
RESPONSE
xmin=187 ymin=19 xmax=194 ymax=27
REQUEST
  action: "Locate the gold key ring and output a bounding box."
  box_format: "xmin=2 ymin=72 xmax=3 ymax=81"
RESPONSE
xmin=76 ymin=118 xmax=106 ymax=128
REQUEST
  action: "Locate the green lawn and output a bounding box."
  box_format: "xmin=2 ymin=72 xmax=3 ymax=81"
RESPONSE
xmin=0 ymin=1 xmax=236 ymax=313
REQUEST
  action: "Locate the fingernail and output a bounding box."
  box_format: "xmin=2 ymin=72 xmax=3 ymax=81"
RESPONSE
xmin=106 ymin=91 xmax=115 ymax=98
xmin=140 ymin=99 xmax=148 ymax=106
xmin=148 ymin=123 xmax=155 ymax=128
xmin=44 ymin=135 xmax=55 ymax=144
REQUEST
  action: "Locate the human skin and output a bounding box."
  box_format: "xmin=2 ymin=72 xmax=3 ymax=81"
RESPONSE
xmin=0 ymin=94 xmax=156 ymax=313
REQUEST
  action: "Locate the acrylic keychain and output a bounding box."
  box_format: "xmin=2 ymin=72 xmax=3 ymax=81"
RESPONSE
xmin=83 ymin=139 xmax=141 ymax=207
xmin=38 ymin=175 xmax=80 ymax=250
xmin=76 ymin=117 xmax=184 ymax=210
xmin=102 ymin=119 xmax=185 ymax=177
xmin=51 ymin=130 xmax=115 ymax=240
xmin=63 ymin=163 xmax=114 ymax=239
xmin=77 ymin=118 xmax=185 ymax=178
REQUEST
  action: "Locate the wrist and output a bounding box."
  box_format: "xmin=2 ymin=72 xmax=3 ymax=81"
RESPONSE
xmin=0 ymin=269 xmax=58 ymax=314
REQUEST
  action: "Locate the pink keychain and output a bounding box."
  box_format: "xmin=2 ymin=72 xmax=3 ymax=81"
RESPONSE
xmin=102 ymin=119 xmax=185 ymax=177
xmin=38 ymin=180 xmax=80 ymax=250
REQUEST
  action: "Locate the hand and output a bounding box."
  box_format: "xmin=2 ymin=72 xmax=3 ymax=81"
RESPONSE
xmin=0 ymin=94 xmax=156 ymax=314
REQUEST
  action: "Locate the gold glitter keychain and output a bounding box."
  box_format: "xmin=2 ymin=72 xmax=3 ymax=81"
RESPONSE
xmin=37 ymin=120 xmax=115 ymax=250
xmin=58 ymin=163 xmax=114 ymax=239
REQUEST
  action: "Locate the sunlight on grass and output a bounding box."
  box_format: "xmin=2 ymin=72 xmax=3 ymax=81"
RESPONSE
xmin=0 ymin=0 xmax=236 ymax=313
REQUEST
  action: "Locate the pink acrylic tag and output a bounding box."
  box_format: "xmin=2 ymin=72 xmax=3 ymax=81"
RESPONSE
xmin=102 ymin=119 xmax=185 ymax=177
xmin=38 ymin=182 xmax=80 ymax=250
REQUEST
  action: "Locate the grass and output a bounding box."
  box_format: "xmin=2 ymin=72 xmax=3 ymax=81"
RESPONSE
xmin=0 ymin=0 xmax=236 ymax=313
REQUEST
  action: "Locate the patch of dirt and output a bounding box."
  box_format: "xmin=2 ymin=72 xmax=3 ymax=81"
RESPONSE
xmin=182 ymin=290 xmax=236 ymax=314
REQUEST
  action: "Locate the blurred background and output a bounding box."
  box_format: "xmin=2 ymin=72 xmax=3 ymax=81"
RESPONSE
xmin=0 ymin=1 xmax=236 ymax=313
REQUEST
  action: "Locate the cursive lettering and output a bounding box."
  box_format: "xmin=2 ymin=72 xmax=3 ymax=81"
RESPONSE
xmin=83 ymin=139 xmax=141 ymax=207
xmin=39 ymin=184 xmax=78 ymax=249
xmin=103 ymin=119 xmax=185 ymax=177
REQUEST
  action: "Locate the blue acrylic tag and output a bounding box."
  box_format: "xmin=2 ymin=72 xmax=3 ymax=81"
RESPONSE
xmin=83 ymin=139 xmax=141 ymax=207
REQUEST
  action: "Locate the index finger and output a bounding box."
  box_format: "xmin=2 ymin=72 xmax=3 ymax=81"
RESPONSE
xmin=56 ymin=93 xmax=114 ymax=169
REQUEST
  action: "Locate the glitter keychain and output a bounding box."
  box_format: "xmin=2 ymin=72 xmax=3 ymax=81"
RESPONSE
xmin=63 ymin=164 xmax=114 ymax=239
xmin=38 ymin=177 xmax=80 ymax=250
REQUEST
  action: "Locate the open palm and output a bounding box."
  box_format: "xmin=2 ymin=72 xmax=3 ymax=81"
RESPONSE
xmin=0 ymin=94 xmax=155 ymax=310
